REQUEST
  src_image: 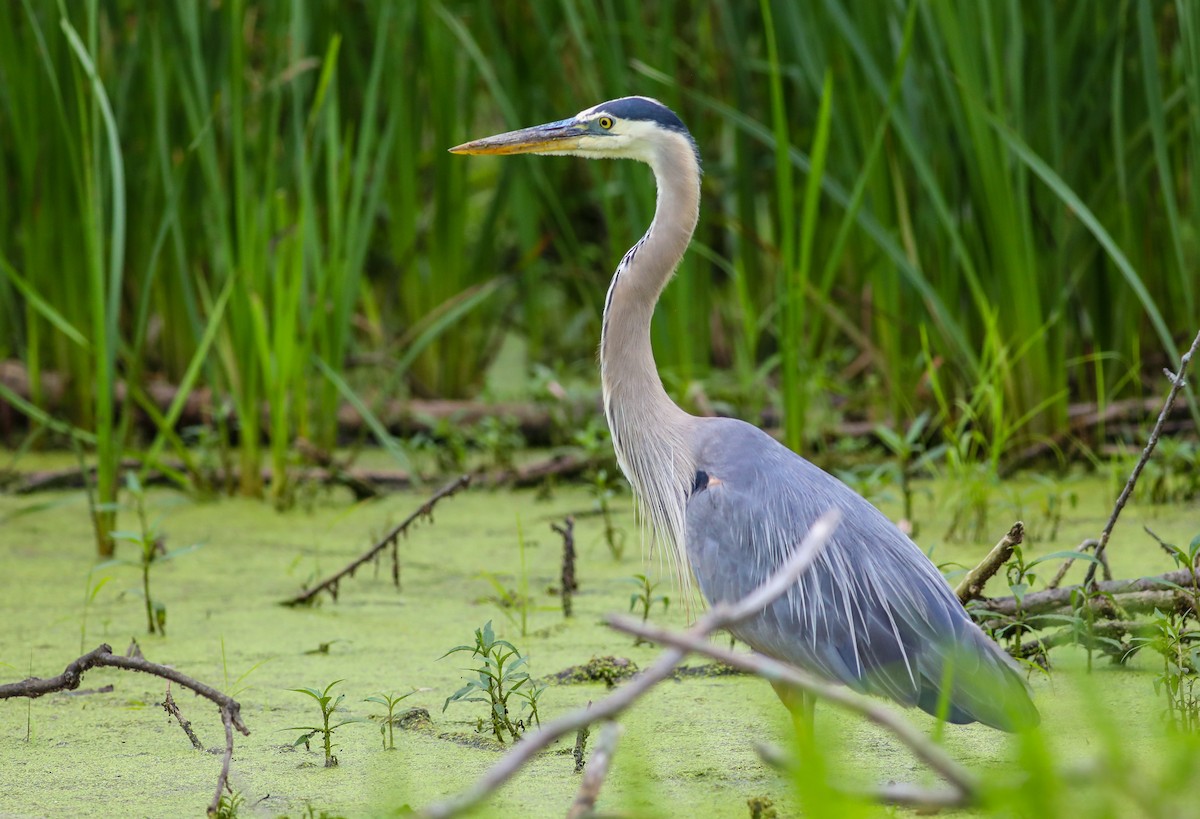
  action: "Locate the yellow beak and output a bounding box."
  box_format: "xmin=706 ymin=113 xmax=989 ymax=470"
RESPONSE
xmin=449 ymin=118 xmax=585 ymax=156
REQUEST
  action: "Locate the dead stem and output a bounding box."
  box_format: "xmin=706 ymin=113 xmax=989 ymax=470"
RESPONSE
xmin=163 ymin=685 xmax=204 ymax=751
xmin=955 ymin=521 xmax=1024 ymax=604
xmin=0 ymin=644 xmax=248 ymax=817
xmin=553 ymin=515 xmax=577 ymax=618
xmin=283 ymin=474 xmax=470 ymax=606
xmin=566 ymin=721 xmax=622 ymax=819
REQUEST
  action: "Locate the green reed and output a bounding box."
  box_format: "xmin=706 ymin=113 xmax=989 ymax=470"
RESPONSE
xmin=1 ymin=1 xmax=1197 ymax=478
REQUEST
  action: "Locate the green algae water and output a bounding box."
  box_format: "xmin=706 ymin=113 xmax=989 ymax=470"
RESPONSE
xmin=0 ymin=472 xmax=1197 ymax=817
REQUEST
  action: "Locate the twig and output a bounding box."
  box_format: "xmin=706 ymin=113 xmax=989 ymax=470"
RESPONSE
xmin=163 ymin=685 xmax=204 ymax=751
xmin=282 ymin=475 xmax=470 ymax=606
xmin=1045 ymin=538 xmax=1101 ymax=590
xmin=213 ymin=705 xmax=236 ymax=815
xmin=417 ymin=510 xmax=841 ymax=819
xmin=955 ymin=522 xmax=1023 ymax=604
xmin=606 ymin=616 xmax=978 ymax=802
xmin=553 ymin=516 xmax=577 ymax=618
xmin=1083 ymin=329 xmax=1200 ymax=588
xmin=566 ymin=721 xmax=622 ymax=819
xmin=572 ymin=721 xmax=590 ymax=774
xmin=0 ymin=644 xmax=248 ymax=818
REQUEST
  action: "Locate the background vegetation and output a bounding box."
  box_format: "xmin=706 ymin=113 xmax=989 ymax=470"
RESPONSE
xmin=1 ymin=1 xmax=1198 ymax=517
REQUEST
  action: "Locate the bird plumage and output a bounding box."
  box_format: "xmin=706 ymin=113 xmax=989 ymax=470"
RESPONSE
xmin=452 ymin=95 xmax=1039 ymax=731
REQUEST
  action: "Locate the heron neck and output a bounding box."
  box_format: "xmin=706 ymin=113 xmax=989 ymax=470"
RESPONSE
xmin=599 ymin=136 xmax=700 ymax=577
xmin=599 ymin=140 xmax=700 ymax=435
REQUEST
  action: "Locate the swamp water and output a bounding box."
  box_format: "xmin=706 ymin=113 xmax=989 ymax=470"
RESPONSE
xmin=0 ymin=473 xmax=1197 ymax=817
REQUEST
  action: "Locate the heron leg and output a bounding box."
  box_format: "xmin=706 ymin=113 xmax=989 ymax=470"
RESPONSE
xmin=770 ymin=680 xmax=815 ymax=743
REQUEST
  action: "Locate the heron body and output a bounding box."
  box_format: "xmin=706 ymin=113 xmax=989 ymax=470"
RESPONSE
xmin=452 ymin=96 xmax=1038 ymax=731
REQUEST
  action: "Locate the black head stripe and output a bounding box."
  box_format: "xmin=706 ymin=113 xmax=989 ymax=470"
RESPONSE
xmin=596 ymin=97 xmax=690 ymax=136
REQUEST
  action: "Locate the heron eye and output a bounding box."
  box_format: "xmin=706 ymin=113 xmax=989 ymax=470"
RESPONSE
xmin=598 ymin=116 xmax=614 ymax=130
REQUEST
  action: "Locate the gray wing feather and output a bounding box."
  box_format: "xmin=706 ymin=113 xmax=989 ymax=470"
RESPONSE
xmin=685 ymin=418 xmax=1038 ymax=731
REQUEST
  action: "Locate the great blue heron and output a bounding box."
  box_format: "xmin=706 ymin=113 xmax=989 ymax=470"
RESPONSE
xmin=451 ymin=96 xmax=1038 ymax=731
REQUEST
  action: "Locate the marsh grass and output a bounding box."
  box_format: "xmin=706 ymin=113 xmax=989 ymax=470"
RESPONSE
xmin=3 ymin=2 xmax=1198 ymax=480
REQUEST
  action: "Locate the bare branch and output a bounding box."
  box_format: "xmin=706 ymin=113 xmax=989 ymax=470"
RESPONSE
xmin=417 ymin=511 xmax=841 ymax=819
xmin=0 ymin=644 xmax=248 ymax=818
xmin=606 ymin=616 xmax=978 ymax=801
xmin=163 ymin=686 xmax=204 ymax=751
xmin=211 ymin=705 xmax=236 ymax=817
xmin=283 ymin=475 xmax=470 ymax=606
xmin=1083 ymin=329 xmax=1200 ymax=588
xmin=956 ymin=521 xmax=1023 ymax=604
xmin=566 ymin=721 xmax=622 ymax=819
xmin=972 ymin=567 xmax=1200 ymax=618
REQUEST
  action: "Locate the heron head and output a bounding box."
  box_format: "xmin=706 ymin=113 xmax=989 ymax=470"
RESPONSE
xmin=450 ymin=96 xmax=696 ymax=165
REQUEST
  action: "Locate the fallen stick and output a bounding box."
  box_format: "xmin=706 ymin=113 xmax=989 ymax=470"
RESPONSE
xmin=971 ymin=567 xmax=1200 ymax=618
xmin=0 ymin=644 xmax=248 ymax=817
xmin=163 ymin=685 xmax=204 ymax=751
xmin=417 ymin=510 xmax=841 ymax=819
xmin=282 ymin=475 xmax=470 ymax=606
xmin=955 ymin=522 xmax=1023 ymax=604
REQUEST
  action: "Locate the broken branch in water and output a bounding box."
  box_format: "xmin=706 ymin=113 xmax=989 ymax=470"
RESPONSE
xmin=282 ymin=475 xmax=470 ymax=606
xmin=0 ymin=644 xmax=248 ymax=817
xmin=955 ymin=521 xmax=1024 ymax=604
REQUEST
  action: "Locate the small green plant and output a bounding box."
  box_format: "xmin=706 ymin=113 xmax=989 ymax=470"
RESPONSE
xmin=213 ymin=789 xmax=244 ymax=819
xmin=628 ymin=574 xmax=670 ymax=646
xmin=1023 ymin=474 xmax=1079 ymax=542
xmin=78 ymin=567 xmax=113 ymax=652
xmin=105 ymin=472 xmax=201 ymax=635
xmin=412 ymin=415 xmax=470 ymax=474
xmin=977 ymin=546 xmax=1103 ymax=659
xmin=441 ymin=621 xmax=542 ymax=744
xmin=472 ymin=415 xmax=524 ymax=472
xmin=220 ymin=637 xmax=272 ymax=698
xmin=1129 ymin=609 xmax=1200 ymax=730
xmin=364 ymin=690 xmax=420 ymax=750
xmin=573 ymin=417 xmax=626 ymax=560
xmin=478 ymin=515 xmax=552 ymax=637
xmin=1138 ymin=439 xmax=1200 ymax=504
xmin=872 ymin=411 xmax=941 ymax=534
xmin=289 ymin=680 xmax=354 ymax=767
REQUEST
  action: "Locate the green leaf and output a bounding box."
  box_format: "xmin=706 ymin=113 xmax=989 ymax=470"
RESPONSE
xmin=1026 ymin=550 xmax=1103 ymax=569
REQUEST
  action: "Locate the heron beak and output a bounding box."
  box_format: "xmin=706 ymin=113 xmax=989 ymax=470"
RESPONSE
xmin=449 ymin=119 xmax=585 ymax=156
